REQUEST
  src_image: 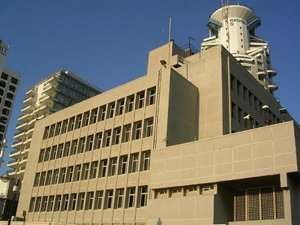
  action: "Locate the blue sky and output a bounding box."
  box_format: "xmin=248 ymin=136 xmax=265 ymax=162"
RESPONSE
xmin=1 ymin=0 xmax=299 ymax=173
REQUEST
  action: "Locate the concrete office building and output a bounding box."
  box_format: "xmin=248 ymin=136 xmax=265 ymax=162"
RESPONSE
xmin=16 ymin=5 xmax=300 ymax=225
xmin=0 ymin=39 xmax=20 ymax=168
xmin=8 ymin=70 xmax=101 ymax=180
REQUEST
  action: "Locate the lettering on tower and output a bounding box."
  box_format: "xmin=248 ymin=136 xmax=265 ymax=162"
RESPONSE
xmin=230 ymin=18 xmax=246 ymax=25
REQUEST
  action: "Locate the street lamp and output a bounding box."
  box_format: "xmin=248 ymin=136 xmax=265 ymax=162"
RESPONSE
xmin=0 ymin=173 xmax=19 ymax=225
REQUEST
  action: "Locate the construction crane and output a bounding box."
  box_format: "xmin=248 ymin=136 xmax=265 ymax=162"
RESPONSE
xmin=222 ymin=0 xmax=230 ymax=51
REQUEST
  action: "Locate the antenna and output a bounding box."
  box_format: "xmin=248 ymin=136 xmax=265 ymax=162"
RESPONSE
xmin=168 ymin=17 xmax=172 ymax=43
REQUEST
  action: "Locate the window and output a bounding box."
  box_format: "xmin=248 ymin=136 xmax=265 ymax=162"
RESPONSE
xmin=90 ymin=108 xmax=98 ymax=124
xmin=85 ymin=192 xmax=94 ymax=210
xmin=62 ymin=194 xmax=69 ymax=211
xmin=104 ymin=189 xmax=114 ymax=209
xmin=41 ymin=196 xmax=48 ymax=212
xmin=50 ymin=145 xmax=57 ymax=160
xmin=122 ymin=124 xmax=131 ymax=143
xmin=45 ymin=170 xmax=53 ymax=185
xmin=77 ymin=193 xmax=85 ymax=210
xmin=49 ymin=124 xmax=55 ymax=138
xmin=126 ymin=187 xmax=136 ymax=208
xmin=103 ymin=130 xmax=112 ymax=147
xmin=61 ymin=119 xmax=68 ymax=133
xmin=90 ymin=161 xmax=98 ymax=179
xmin=74 ymin=164 xmax=81 ymax=181
xmin=118 ymin=155 xmax=128 ymax=175
xmin=140 ymin=150 xmax=151 ymax=171
xmin=94 ymin=191 xmax=104 ymax=210
xmin=44 ymin=147 xmax=51 ymax=161
xmin=86 ymin=135 xmax=94 ymax=151
xmin=38 ymin=149 xmax=45 ymax=162
xmin=107 ymin=102 xmax=115 ymax=119
xmin=138 ymin=186 xmax=148 ymax=207
xmin=55 ymin=122 xmax=62 ymax=136
xmin=75 ymin=114 xmax=82 ymax=129
xmin=29 ymin=198 xmax=36 ymax=212
xmin=83 ymin=111 xmax=90 ymax=126
xmin=94 ymin=132 xmax=102 ymax=150
xmin=70 ymin=139 xmax=78 ymax=155
xmin=34 ymin=173 xmax=40 ymax=186
xmin=108 ymin=157 xmax=117 ymax=176
xmin=116 ymin=98 xmax=125 ymax=116
xmin=40 ymin=172 xmax=46 ymax=186
xmin=133 ymin=121 xmax=142 ymax=140
xmin=81 ymin=163 xmax=90 ymax=180
xmin=57 ymin=144 xmax=64 ymax=158
xmin=63 ymin=141 xmax=71 ymax=157
xmin=126 ymin=95 xmax=134 ymax=112
xmin=115 ymin=188 xmax=125 ymax=208
xmin=144 ymin=117 xmax=154 ymax=137
xmin=52 ymin=169 xmax=59 ymax=184
xmin=43 ymin=126 xmax=49 ymax=139
xmin=47 ymin=196 xmax=54 ymax=211
xmin=54 ymin=195 xmax=62 ymax=211
xmin=136 ymin=91 xmax=145 ymax=109
xmin=69 ymin=193 xmax=77 ymax=211
xmin=146 ymin=87 xmax=156 ymax=105
xmin=98 ymin=105 xmax=106 ymax=122
xmin=35 ymin=197 xmax=41 ymax=212
xmin=99 ymin=159 xmax=108 ymax=177
xmin=78 ymin=137 xmax=86 ymax=153
xmin=112 ymin=127 xmax=121 ymax=145
xmin=59 ymin=167 xmax=66 ymax=183
xmin=66 ymin=166 xmax=74 ymax=182
xmin=68 ymin=116 xmax=75 ymax=131
xmin=129 ymin=153 xmax=139 ymax=173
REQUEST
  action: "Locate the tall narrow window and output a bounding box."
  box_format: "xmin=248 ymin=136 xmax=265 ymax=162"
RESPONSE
xmin=144 ymin=117 xmax=154 ymax=137
xmin=44 ymin=147 xmax=51 ymax=161
xmin=34 ymin=173 xmax=40 ymax=186
xmin=85 ymin=192 xmax=94 ymax=210
xmin=59 ymin=167 xmax=66 ymax=183
xmin=140 ymin=150 xmax=151 ymax=171
xmin=133 ymin=121 xmax=142 ymax=140
xmin=43 ymin=126 xmax=49 ymax=139
xmin=54 ymin=195 xmax=62 ymax=211
xmin=49 ymin=124 xmax=55 ymax=138
xmin=90 ymin=108 xmax=98 ymax=124
xmin=107 ymin=102 xmax=115 ymax=119
xmin=112 ymin=127 xmax=121 ymax=145
xmin=86 ymin=135 xmax=94 ymax=151
xmin=61 ymin=119 xmax=68 ymax=133
xmin=104 ymin=190 xmax=114 ymax=209
xmin=75 ymin=114 xmax=82 ymax=129
xmin=52 ymin=169 xmax=59 ymax=184
xmin=45 ymin=170 xmax=53 ymax=185
xmin=61 ymin=194 xmax=69 ymax=211
xmin=115 ymin=188 xmax=125 ymax=208
xmin=129 ymin=153 xmax=139 ymax=173
xmin=126 ymin=187 xmax=136 ymax=208
xmin=94 ymin=132 xmax=102 ymax=150
xmin=122 ymin=124 xmax=131 ymax=143
xmin=118 ymin=155 xmax=128 ymax=175
xmin=74 ymin=164 xmax=81 ymax=181
xmin=69 ymin=193 xmax=77 ymax=211
xmin=63 ymin=141 xmax=71 ymax=157
xmin=90 ymin=161 xmax=98 ymax=179
xmin=126 ymin=95 xmax=134 ymax=112
xmin=35 ymin=197 xmax=42 ymax=212
xmin=77 ymin=193 xmax=85 ymax=210
xmin=47 ymin=196 xmax=54 ymax=212
xmin=66 ymin=166 xmax=74 ymax=182
xmin=136 ymin=91 xmax=145 ymax=109
xmin=50 ymin=145 xmax=57 ymax=160
xmin=108 ymin=157 xmax=117 ymax=176
xmin=78 ymin=137 xmax=86 ymax=153
xmin=38 ymin=149 xmax=45 ymax=162
xmin=98 ymin=105 xmax=106 ymax=122
xmin=41 ymin=196 xmax=48 ymax=212
xmin=146 ymin=87 xmax=156 ymax=105
xmin=55 ymin=121 xmax=62 ymax=135
xmin=138 ymin=186 xmax=148 ymax=207
xmin=103 ymin=130 xmax=112 ymax=147
xmin=94 ymin=191 xmax=104 ymax=210
xmin=68 ymin=116 xmax=75 ymax=131
xmin=116 ymin=98 xmax=125 ymax=116
xmin=82 ymin=110 xmax=90 ymax=126
xmin=99 ymin=159 xmax=108 ymax=177
xmin=57 ymin=144 xmax=64 ymax=158
xmin=70 ymin=139 xmax=78 ymax=155
xmin=39 ymin=172 xmax=46 ymax=186
xmin=81 ymin=163 xmax=90 ymax=180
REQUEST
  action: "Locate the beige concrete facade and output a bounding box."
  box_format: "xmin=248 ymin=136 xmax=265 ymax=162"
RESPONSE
xmin=15 ymin=42 xmax=299 ymax=225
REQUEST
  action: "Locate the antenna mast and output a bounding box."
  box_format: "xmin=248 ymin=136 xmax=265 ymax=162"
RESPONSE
xmin=223 ymin=0 xmax=230 ymax=51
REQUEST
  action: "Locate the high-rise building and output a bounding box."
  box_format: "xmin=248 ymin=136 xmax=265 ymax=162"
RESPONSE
xmin=15 ymin=5 xmax=300 ymax=225
xmin=8 ymin=70 xmax=101 ymax=180
xmin=0 ymin=39 xmax=20 ymax=168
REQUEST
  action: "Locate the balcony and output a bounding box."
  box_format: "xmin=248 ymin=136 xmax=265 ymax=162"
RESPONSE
xmin=7 ymin=159 xmax=18 ymax=168
xmin=268 ymin=83 xmax=279 ymax=91
xmin=23 ymin=96 xmax=33 ymax=104
xmin=267 ymin=69 xmax=277 ymax=77
xmin=11 ymin=141 xmax=23 ymax=148
xmin=9 ymin=150 xmax=21 ymax=159
xmin=21 ymin=105 xmax=31 ymax=113
xmin=257 ymin=71 xmax=266 ymax=80
xmin=16 ymin=122 xmax=28 ymax=131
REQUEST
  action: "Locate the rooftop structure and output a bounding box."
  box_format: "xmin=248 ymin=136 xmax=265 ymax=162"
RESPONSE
xmin=8 ymin=70 xmax=101 ymax=180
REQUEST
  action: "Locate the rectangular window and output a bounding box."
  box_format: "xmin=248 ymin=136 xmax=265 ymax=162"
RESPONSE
xmin=74 ymin=164 xmax=81 ymax=181
xmin=90 ymin=161 xmax=98 ymax=179
xmin=107 ymin=102 xmax=115 ymax=119
xmin=98 ymin=105 xmax=106 ymax=122
xmin=103 ymin=130 xmax=112 ymax=147
xmin=43 ymin=126 xmax=49 ymax=140
xmin=138 ymin=186 xmax=148 ymax=207
xmin=35 ymin=197 xmax=41 ymax=212
xmin=61 ymin=119 xmax=68 ymax=134
xmin=115 ymin=188 xmax=125 ymax=208
xmin=77 ymin=193 xmax=85 ymax=210
xmin=54 ymin=195 xmax=62 ymax=211
xmin=34 ymin=173 xmax=40 ymax=186
xmin=118 ymin=155 xmax=128 ymax=175
xmin=52 ymin=169 xmax=59 ymax=184
xmin=70 ymin=139 xmax=78 ymax=155
xmin=144 ymin=117 xmax=154 ymax=137
xmin=90 ymin=107 xmax=98 ymax=124
xmin=94 ymin=132 xmax=102 ymax=150
xmin=85 ymin=192 xmax=94 ymax=210
xmin=66 ymin=166 xmax=74 ymax=182
xmin=99 ymin=159 xmax=108 ymax=177
xmin=132 ymin=121 xmax=142 ymax=140
xmin=146 ymin=87 xmax=156 ymax=105
xmin=57 ymin=143 xmax=64 ymax=158
xmin=44 ymin=147 xmax=51 ymax=161
xmin=112 ymin=127 xmax=121 ymax=145
xmin=140 ymin=150 xmax=151 ymax=171
xmin=86 ymin=135 xmax=94 ymax=151
xmin=40 ymin=171 xmax=46 ymax=186
xmin=129 ymin=153 xmax=139 ymax=173
xmin=122 ymin=124 xmax=131 ymax=143
xmin=55 ymin=122 xmax=62 ymax=136
xmin=82 ymin=110 xmax=90 ymax=127
xmin=61 ymin=194 xmax=69 ymax=211
xmin=126 ymin=187 xmax=136 ymax=208
xmin=104 ymin=189 xmax=114 ymax=209
xmin=63 ymin=141 xmax=71 ymax=157
xmin=59 ymin=167 xmax=66 ymax=183
xmin=78 ymin=137 xmax=86 ymax=153
xmin=45 ymin=170 xmax=53 ymax=185
xmin=50 ymin=145 xmax=57 ymax=160
xmin=81 ymin=163 xmax=90 ymax=180
xmin=108 ymin=157 xmax=118 ymax=176
xmin=38 ymin=149 xmax=45 ymax=162
xmin=41 ymin=196 xmax=48 ymax=212
xmin=68 ymin=116 xmax=75 ymax=131
xmin=47 ymin=196 xmax=54 ymax=212
xmin=49 ymin=124 xmax=55 ymax=138
xmin=116 ymin=98 xmax=125 ymax=116
xmin=126 ymin=95 xmax=134 ymax=112
xmin=136 ymin=91 xmax=145 ymax=109
xmin=69 ymin=193 xmax=77 ymax=211
xmin=94 ymin=191 xmax=104 ymax=210
xmin=75 ymin=114 xmax=82 ymax=129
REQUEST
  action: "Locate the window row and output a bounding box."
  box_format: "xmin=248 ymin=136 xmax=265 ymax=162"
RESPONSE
xmin=39 ymin=117 xmax=153 ymax=163
xmin=234 ymin=186 xmax=284 ymax=221
xmin=29 ymin=186 xmax=148 ymax=213
xmin=34 ymin=150 xmax=151 ymax=187
xmin=43 ymin=87 xmax=156 ymax=140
